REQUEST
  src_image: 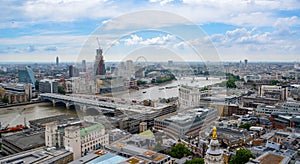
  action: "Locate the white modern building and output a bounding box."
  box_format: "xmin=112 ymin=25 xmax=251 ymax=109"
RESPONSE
xmin=258 ymin=85 xmax=288 ymax=101
xmin=179 ymin=85 xmax=210 ymax=109
xmin=71 ymin=73 xmax=97 ymax=94
xmin=154 ymin=107 xmax=218 ymax=139
xmin=282 ymin=101 xmax=300 ymax=112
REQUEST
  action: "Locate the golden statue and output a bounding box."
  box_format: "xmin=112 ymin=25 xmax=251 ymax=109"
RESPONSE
xmin=212 ymin=126 xmax=217 ymax=140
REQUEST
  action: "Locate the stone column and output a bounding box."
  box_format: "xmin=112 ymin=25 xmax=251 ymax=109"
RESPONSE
xmin=52 ymin=99 xmax=56 ymax=107
xmin=66 ymin=102 xmax=70 ymax=110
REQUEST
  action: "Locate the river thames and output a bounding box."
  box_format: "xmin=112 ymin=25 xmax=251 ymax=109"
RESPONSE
xmin=0 ymin=76 xmax=223 ymax=127
xmin=0 ymin=104 xmax=76 ymax=127
xmin=113 ymin=76 xmax=223 ymax=101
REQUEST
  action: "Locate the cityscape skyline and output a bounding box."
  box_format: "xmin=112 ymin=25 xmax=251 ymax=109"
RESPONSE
xmin=1 ymin=1 xmax=300 ymax=163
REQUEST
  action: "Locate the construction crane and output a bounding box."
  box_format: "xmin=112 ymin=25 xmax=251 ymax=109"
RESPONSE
xmin=96 ymin=37 xmax=101 ymax=49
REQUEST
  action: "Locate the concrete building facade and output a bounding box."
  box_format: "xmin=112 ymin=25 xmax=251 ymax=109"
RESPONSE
xmin=45 ymin=121 xmax=109 ymax=160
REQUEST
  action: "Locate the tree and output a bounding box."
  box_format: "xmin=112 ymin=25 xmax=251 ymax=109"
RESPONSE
xmin=168 ymin=143 xmax=192 ymax=159
xmin=270 ymin=80 xmax=280 ymax=85
xmin=239 ymin=123 xmax=252 ymax=130
xmin=2 ymin=96 xmax=9 ymax=104
xmin=226 ymin=79 xmax=237 ymax=88
xmin=230 ymin=149 xmax=254 ymax=164
xmin=35 ymin=80 xmax=39 ymax=91
xmin=137 ymin=80 xmax=146 ymax=86
xmin=58 ymin=86 xmax=66 ymax=95
xmin=185 ymin=158 xmax=204 ymax=164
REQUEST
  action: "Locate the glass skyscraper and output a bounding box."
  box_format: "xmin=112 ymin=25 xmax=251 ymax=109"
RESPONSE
xmin=18 ymin=66 xmax=36 ymax=89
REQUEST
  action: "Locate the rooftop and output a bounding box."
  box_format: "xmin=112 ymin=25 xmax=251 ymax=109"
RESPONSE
xmin=29 ymin=114 xmax=79 ymax=128
xmin=0 ymin=147 xmax=72 ymax=164
xmin=260 ymin=153 xmax=284 ymax=164
xmin=120 ymin=157 xmax=148 ymax=164
xmin=247 ymin=152 xmax=291 ymax=164
xmin=139 ymin=130 xmax=155 ymax=139
xmin=70 ymin=152 xmax=126 ymax=164
xmin=3 ymin=130 xmax=45 ymax=150
xmin=80 ymin=123 xmax=104 ymax=137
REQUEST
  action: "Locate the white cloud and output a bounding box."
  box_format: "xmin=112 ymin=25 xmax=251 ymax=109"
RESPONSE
xmin=274 ymin=16 xmax=299 ymax=28
xmin=273 ymin=16 xmax=300 ymax=36
xmin=22 ymin=0 xmax=117 ymax=22
xmin=1 ymin=0 xmax=300 ymax=29
xmin=206 ymin=26 xmax=300 ymax=61
xmin=141 ymin=34 xmax=175 ymax=45
xmin=124 ymin=35 xmax=143 ymax=46
xmin=149 ymin=0 xmax=174 ymax=6
xmin=102 ymin=10 xmax=191 ymax=31
xmin=123 ymin=34 xmax=176 ymax=46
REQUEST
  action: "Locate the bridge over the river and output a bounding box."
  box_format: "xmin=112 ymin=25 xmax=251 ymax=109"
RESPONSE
xmin=39 ymin=93 xmax=152 ymax=114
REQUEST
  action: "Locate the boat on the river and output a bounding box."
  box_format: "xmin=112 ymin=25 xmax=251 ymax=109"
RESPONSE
xmin=165 ymin=86 xmax=177 ymax=89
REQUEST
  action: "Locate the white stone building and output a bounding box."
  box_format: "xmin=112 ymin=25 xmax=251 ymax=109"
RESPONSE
xmin=71 ymin=74 xmax=97 ymax=94
xmin=45 ymin=121 xmax=109 ymax=160
xmin=179 ymin=85 xmax=210 ymax=109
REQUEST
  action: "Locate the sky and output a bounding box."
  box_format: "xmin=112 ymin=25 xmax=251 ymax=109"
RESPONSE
xmin=0 ymin=0 xmax=300 ymax=63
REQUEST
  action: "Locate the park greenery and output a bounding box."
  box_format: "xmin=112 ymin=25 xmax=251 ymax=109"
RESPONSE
xmin=270 ymin=79 xmax=280 ymax=85
xmin=229 ymin=149 xmax=255 ymax=164
xmin=153 ymin=74 xmax=176 ymax=84
xmin=2 ymin=96 xmax=9 ymax=103
xmin=35 ymin=80 xmax=39 ymax=91
xmin=58 ymin=86 xmax=66 ymax=95
xmin=239 ymin=123 xmax=252 ymax=130
xmin=215 ymin=73 xmax=244 ymax=88
xmin=185 ymin=158 xmax=204 ymax=164
xmin=137 ymin=80 xmax=147 ymax=86
xmin=168 ymin=143 xmax=192 ymax=159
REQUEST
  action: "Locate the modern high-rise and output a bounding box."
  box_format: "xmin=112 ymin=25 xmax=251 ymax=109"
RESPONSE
xmin=95 ymin=47 xmax=106 ymax=75
xmin=69 ymin=65 xmax=74 ymax=77
xmin=18 ymin=66 xmax=35 ymax=89
xmin=69 ymin=65 xmax=79 ymax=77
xmin=244 ymin=59 xmax=248 ymax=68
xmin=56 ymin=56 xmax=59 ymax=66
xmin=82 ymin=60 xmax=86 ymax=72
xmin=39 ymin=79 xmax=58 ymax=93
xmin=125 ymin=60 xmax=134 ymax=78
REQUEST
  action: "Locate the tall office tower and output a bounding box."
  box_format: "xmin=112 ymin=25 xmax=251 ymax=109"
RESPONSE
xmin=244 ymin=59 xmax=248 ymax=68
xmin=118 ymin=62 xmax=126 ymax=76
xmin=69 ymin=65 xmax=74 ymax=77
xmin=82 ymin=60 xmax=86 ymax=72
xmin=126 ymin=60 xmax=134 ymax=78
xmin=18 ymin=66 xmax=36 ymax=89
xmin=56 ymin=56 xmax=59 ymax=66
xmin=95 ymin=40 xmax=106 ymax=75
xmin=168 ymin=60 xmax=173 ymax=66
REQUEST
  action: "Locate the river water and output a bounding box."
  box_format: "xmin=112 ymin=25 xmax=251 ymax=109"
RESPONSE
xmin=0 ymin=104 xmax=76 ymax=127
xmin=0 ymin=76 xmax=223 ymax=127
xmin=112 ymin=76 xmax=223 ymax=101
